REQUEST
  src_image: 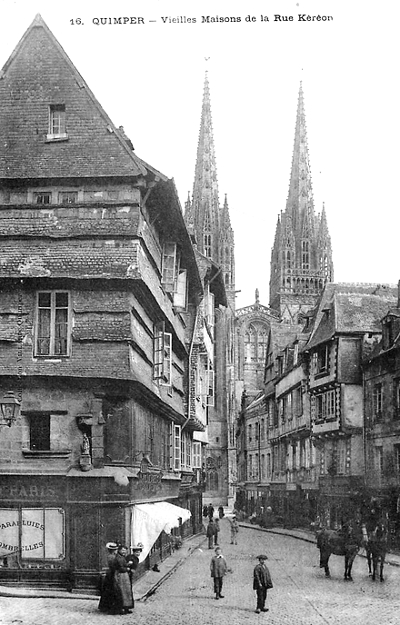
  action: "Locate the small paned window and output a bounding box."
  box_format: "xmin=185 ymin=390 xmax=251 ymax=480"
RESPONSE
xmin=153 ymin=322 xmax=172 ymax=386
xmin=170 ymin=424 xmax=181 ymax=471
xmin=192 ymin=442 xmax=201 ymax=468
xmin=34 ymin=192 xmax=51 ymax=205
xmin=313 ymin=344 xmax=329 ymax=376
xmin=59 ymin=191 xmax=78 ymax=204
xmin=36 ymin=291 xmax=70 ymax=357
xmin=48 ymin=105 xmax=68 ymax=140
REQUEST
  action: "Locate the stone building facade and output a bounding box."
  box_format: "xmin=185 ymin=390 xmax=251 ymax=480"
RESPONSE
xmin=363 ymin=284 xmax=400 ymax=542
xmin=0 ymin=15 xmax=217 ymax=590
xmin=306 ymin=283 xmax=397 ymax=527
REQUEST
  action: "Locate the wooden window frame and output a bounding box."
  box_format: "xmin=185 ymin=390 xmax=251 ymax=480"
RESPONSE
xmin=153 ymin=322 xmax=172 ymax=386
xmin=47 ymin=104 xmax=68 ymax=140
xmin=170 ymin=423 xmax=181 ymax=471
xmin=35 ymin=291 xmax=70 ymax=357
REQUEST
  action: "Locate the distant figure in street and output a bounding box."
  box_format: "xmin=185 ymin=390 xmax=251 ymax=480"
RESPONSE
xmin=214 ymin=518 xmax=220 ymax=545
xmin=206 ymin=518 xmax=217 ymax=549
xmin=207 ymin=503 xmax=215 ymax=520
xmin=210 ymin=546 xmax=227 ymax=600
xmin=218 ymin=505 xmax=225 ymax=519
xmin=203 ymin=504 xmax=209 ymax=518
xmin=229 ymin=515 xmax=239 ymax=544
xmin=253 ymin=554 xmax=273 ymax=614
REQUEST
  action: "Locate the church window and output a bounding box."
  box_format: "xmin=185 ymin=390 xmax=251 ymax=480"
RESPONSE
xmin=287 ymin=251 xmax=291 ymax=269
xmin=301 ymin=240 xmax=309 ymax=270
xmin=204 ymin=210 xmax=212 ymax=257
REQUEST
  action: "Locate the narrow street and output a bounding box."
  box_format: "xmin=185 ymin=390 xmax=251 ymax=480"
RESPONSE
xmin=1 ymin=519 xmax=400 ymax=625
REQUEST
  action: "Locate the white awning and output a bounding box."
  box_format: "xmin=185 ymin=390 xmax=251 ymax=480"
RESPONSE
xmin=131 ymin=502 xmax=191 ymax=562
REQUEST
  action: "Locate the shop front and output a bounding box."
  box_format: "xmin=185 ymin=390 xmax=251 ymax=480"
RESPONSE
xmin=0 ymin=467 xmax=196 ymax=591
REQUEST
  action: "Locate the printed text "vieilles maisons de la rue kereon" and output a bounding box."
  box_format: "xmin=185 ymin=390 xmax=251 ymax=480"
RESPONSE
xmin=91 ymin=15 xmax=334 ymax=26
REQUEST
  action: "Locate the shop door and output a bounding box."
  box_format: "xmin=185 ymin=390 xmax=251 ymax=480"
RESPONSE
xmin=72 ymin=507 xmax=100 ymax=571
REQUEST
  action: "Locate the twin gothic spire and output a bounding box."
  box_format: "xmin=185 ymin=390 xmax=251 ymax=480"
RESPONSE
xmin=185 ymin=75 xmax=333 ymax=321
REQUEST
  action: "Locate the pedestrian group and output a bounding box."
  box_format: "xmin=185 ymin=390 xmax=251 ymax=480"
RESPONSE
xmin=99 ymin=506 xmax=274 ymax=615
xmin=98 ymin=541 xmax=143 ymax=615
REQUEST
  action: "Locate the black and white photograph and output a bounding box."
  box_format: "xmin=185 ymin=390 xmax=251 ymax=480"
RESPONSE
xmin=0 ymin=0 xmax=399 ymax=623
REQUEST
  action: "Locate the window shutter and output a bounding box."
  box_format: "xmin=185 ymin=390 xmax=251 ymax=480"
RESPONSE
xmin=206 ymin=365 xmax=215 ymax=407
xmin=174 ymin=425 xmax=181 ymax=471
xmin=162 ymin=332 xmax=172 ymax=385
xmin=162 ymin=242 xmax=177 ymax=292
xmin=154 ymin=322 xmax=165 ymax=380
xmin=174 ymin=269 xmax=187 ymax=309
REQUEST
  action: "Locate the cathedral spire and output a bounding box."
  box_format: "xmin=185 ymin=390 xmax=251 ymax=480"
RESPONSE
xmin=286 ymin=82 xmax=314 ymax=233
xmin=185 ymin=71 xmax=220 ymax=261
xmin=269 ymin=83 xmax=334 ymax=321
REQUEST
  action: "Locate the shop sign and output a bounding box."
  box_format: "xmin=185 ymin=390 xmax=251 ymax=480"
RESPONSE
xmin=0 ymin=483 xmax=56 ymax=500
xmin=0 ymin=508 xmax=65 ymax=559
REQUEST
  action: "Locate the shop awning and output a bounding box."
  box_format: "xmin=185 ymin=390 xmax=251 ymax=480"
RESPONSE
xmin=131 ymin=502 xmax=191 ymax=562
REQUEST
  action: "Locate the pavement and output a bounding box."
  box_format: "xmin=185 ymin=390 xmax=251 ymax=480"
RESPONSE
xmin=0 ymin=531 xmax=208 ymax=601
xmin=1 ymin=521 xmax=399 ymax=600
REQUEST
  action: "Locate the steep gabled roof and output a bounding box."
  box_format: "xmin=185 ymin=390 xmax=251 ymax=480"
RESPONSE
xmin=305 ymin=283 xmax=398 ymax=350
xmin=0 ymin=14 xmax=147 ymax=179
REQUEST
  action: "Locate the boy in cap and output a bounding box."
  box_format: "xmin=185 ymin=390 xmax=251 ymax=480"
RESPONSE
xmin=210 ymin=546 xmax=227 ymax=599
xmin=253 ymin=554 xmax=273 ymax=613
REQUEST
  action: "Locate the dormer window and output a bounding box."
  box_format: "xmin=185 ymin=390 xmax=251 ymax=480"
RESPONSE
xmin=47 ymin=105 xmax=68 ymax=141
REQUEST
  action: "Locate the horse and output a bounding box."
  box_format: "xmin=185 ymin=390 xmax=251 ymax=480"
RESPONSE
xmin=316 ymin=522 xmax=363 ymax=580
xmin=364 ymin=522 xmax=388 ymax=582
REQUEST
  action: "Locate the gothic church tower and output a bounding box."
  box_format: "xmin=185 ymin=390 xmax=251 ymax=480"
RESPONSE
xmin=269 ymin=83 xmax=334 ymax=323
xmin=185 ymin=71 xmax=236 ymax=507
xmin=185 ymin=71 xmax=235 ymax=306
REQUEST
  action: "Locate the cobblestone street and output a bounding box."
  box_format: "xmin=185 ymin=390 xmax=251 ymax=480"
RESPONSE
xmin=1 ymin=520 xmax=400 ymax=625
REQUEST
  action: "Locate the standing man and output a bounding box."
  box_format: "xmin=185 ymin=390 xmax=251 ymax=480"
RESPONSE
xmin=210 ymin=546 xmax=227 ymax=600
xmin=214 ymin=517 xmax=220 ymax=546
xmin=253 ymin=554 xmax=273 ymax=614
xmin=206 ymin=518 xmax=216 ymax=549
xmin=207 ymin=503 xmax=215 ymax=520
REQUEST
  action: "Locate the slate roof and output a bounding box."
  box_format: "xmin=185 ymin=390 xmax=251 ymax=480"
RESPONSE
xmin=305 ymin=283 xmax=398 ymax=351
xmin=0 ymin=14 xmax=146 ymax=179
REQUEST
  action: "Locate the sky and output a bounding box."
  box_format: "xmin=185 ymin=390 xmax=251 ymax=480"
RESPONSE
xmin=0 ymin=0 xmax=399 ymax=309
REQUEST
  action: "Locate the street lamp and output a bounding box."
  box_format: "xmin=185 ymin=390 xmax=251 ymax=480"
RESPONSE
xmin=0 ymin=391 xmax=21 ymax=427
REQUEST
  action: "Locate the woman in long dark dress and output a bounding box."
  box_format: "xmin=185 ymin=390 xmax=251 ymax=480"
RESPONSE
xmin=111 ymin=545 xmax=134 ymax=615
xmin=98 ymin=542 xmax=118 ymax=613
